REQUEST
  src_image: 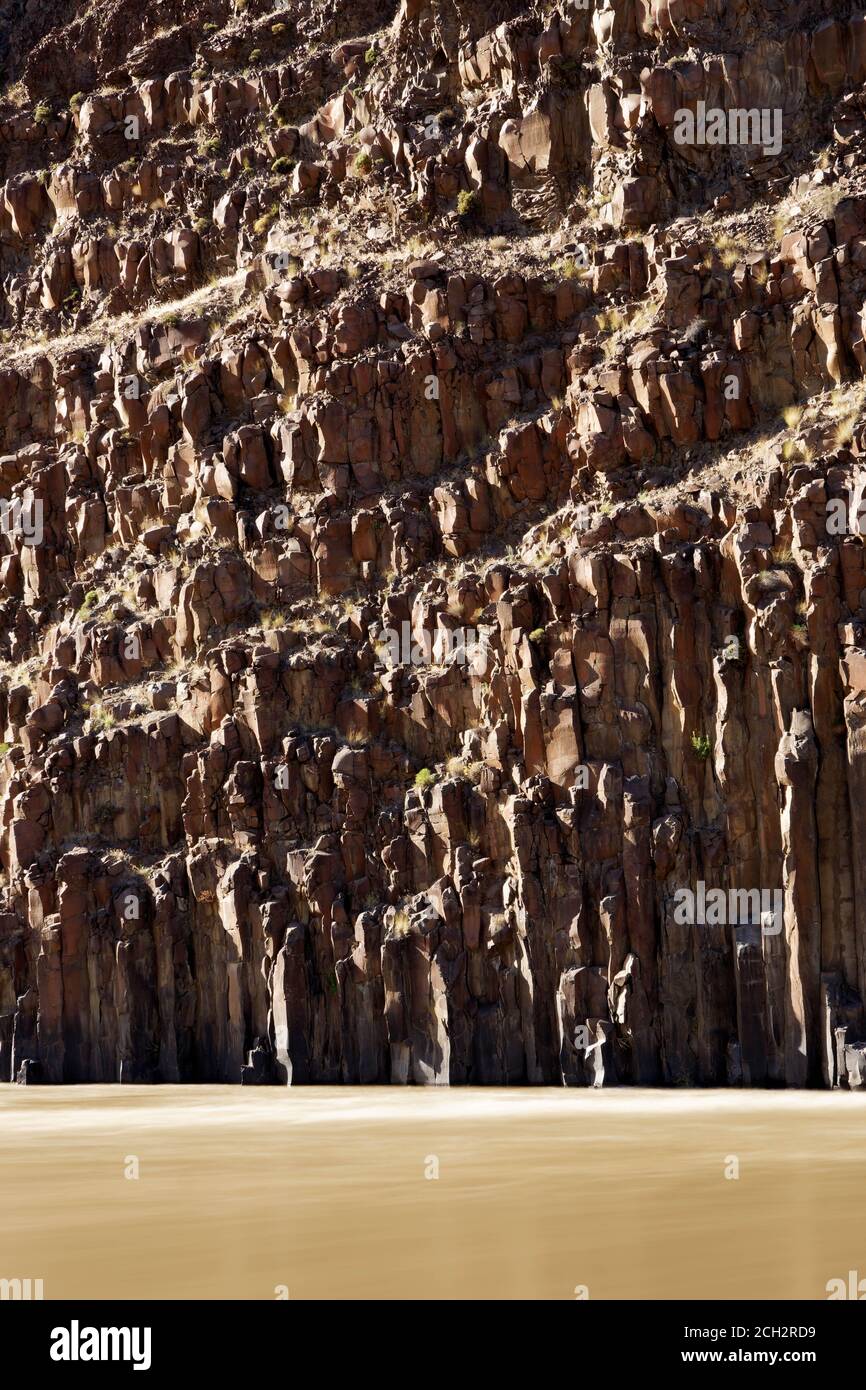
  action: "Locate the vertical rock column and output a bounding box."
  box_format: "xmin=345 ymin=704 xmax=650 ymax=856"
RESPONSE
xmin=774 ymin=710 xmax=822 ymax=1086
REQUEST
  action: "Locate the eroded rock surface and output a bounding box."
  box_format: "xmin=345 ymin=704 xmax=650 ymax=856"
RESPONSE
xmin=0 ymin=0 xmax=865 ymax=1085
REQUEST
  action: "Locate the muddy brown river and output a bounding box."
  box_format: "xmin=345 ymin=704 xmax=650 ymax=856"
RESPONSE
xmin=1 ymin=1087 xmax=863 ymax=1300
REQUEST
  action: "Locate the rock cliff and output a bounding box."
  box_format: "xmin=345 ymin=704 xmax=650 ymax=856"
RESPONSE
xmin=1 ymin=0 xmax=866 ymax=1085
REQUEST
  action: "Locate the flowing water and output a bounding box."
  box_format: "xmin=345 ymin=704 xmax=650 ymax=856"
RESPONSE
xmin=1 ymin=1086 xmax=865 ymax=1301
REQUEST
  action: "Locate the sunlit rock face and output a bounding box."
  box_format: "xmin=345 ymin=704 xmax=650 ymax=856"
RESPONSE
xmin=0 ymin=0 xmax=866 ymax=1086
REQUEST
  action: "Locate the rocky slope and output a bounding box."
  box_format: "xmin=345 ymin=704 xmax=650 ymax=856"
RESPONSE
xmin=1 ymin=0 xmax=866 ymax=1086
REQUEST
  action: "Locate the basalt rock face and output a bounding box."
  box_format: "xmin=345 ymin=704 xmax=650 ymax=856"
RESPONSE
xmin=2 ymin=2 xmax=866 ymax=1087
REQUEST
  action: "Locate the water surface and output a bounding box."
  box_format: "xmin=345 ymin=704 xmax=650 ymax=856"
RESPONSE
xmin=1 ymin=1087 xmax=863 ymax=1300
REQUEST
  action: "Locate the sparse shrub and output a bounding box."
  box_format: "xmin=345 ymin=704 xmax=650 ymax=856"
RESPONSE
xmin=753 ymin=570 xmax=784 ymax=592
xmin=259 ymin=610 xmax=284 ymax=631
xmin=79 ymin=589 xmax=100 ymax=619
xmin=364 ymin=45 xmax=377 ymax=64
xmin=456 ymin=188 xmax=477 ymax=217
xmin=629 ymin=299 xmax=661 ymax=338
xmin=529 ymin=627 xmax=546 ymax=642
xmin=781 ymin=404 xmax=803 ymax=430
xmin=594 ymin=303 xmax=635 ymax=357
xmin=271 ymin=156 xmax=294 ymax=174
xmin=87 ymin=702 xmax=115 ymax=732
xmin=272 ymin=23 xmax=287 ymax=36
xmin=532 ymin=542 xmax=557 ymax=568
xmin=414 ymin=767 xmax=437 ymax=790
xmin=69 ymin=92 xmax=84 ymax=113
xmin=446 ymin=756 xmax=483 ymax=782
xmin=391 ymin=908 xmax=412 ymax=939
xmin=253 ymin=210 xmax=276 ymax=235
xmin=828 ymin=389 xmax=861 ymax=447
xmin=354 ymin=150 xmax=372 ymax=176
xmin=248 ymin=48 xmax=262 ymax=63
xmin=33 ymin=101 xmax=51 ymax=123
xmin=691 ymin=732 xmax=712 ymax=761
xmin=722 ymin=233 xmax=750 ymax=271
xmin=597 ymin=307 xmax=625 ymax=336
xmin=558 ymin=256 xmax=589 ymax=280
